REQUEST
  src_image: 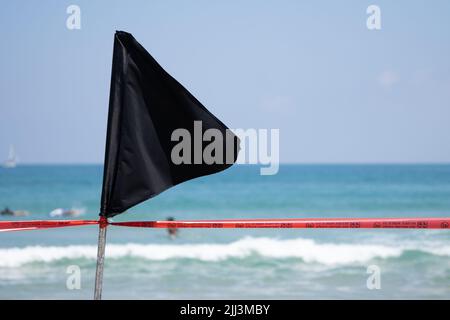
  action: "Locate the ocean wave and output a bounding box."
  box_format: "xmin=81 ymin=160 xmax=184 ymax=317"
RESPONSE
xmin=0 ymin=237 xmax=449 ymax=268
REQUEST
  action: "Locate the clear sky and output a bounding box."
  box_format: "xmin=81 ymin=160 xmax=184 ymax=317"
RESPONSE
xmin=0 ymin=0 xmax=449 ymax=164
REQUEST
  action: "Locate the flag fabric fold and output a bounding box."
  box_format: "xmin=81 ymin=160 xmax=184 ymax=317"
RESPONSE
xmin=100 ymin=31 xmax=239 ymax=217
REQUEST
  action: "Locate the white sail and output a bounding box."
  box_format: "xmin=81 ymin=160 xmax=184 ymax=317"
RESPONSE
xmin=3 ymin=145 xmax=17 ymax=168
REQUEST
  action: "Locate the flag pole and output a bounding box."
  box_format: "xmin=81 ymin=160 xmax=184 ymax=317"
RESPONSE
xmin=94 ymin=217 xmax=108 ymax=300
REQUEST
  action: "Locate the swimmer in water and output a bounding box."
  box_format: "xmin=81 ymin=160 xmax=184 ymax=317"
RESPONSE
xmin=0 ymin=207 xmax=29 ymax=217
xmin=0 ymin=207 xmax=14 ymax=216
xmin=166 ymin=216 xmax=178 ymax=239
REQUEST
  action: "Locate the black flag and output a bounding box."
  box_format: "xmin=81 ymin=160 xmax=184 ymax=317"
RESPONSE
xmin=100 ymin=31 xmax=239 ymax=217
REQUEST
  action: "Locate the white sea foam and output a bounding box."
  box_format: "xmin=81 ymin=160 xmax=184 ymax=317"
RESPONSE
xmin=0 ymin=237 xmax=448 ymax=268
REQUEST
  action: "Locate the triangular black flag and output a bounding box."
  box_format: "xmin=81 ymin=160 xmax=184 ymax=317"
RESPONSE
xmin=100 ymin=31 xmax=239 ymax=217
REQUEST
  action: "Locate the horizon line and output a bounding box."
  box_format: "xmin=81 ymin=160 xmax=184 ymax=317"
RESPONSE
xmin=8 ymin=162 xmax=450 ymax=166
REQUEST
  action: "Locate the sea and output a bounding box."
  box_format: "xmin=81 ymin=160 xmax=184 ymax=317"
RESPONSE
xmin=0 ymin=164 xmax=449 ymax=299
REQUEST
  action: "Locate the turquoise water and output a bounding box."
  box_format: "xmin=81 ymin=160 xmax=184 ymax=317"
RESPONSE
xmin=1 ymin=164 xmax=450 ymax=299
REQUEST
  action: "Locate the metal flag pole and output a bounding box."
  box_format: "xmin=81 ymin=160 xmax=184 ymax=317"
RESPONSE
xmin=94 ymin=217 xmax=108 ymax=300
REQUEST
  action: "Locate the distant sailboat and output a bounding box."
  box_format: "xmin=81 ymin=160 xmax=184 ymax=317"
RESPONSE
xmin=3 ymin=145 xmax=17 ymax=168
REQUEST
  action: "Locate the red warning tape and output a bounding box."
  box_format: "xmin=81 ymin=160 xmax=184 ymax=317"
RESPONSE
xmin=111 ymin=217 xmax=450 ymax=229
xmin=1 ymin=217 xmax=449 ymax=232
xmin=0 ymin=220 xmax=98 ymax=232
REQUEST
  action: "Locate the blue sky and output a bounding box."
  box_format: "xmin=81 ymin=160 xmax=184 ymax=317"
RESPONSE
xmin=0 ymin=0 xmax=449 ymax=164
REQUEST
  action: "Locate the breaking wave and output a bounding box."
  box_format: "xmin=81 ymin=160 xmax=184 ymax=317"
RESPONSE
xmin=1 ymin=237 xmax=449 ymax=268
